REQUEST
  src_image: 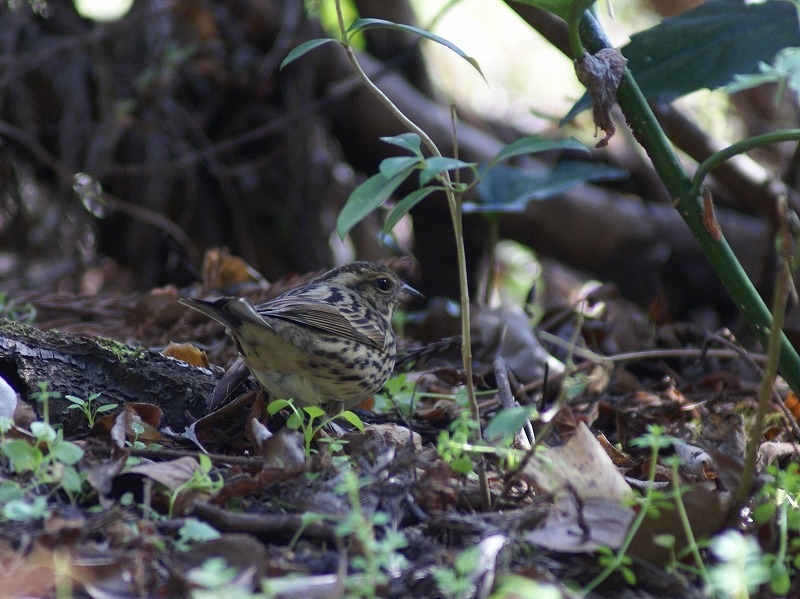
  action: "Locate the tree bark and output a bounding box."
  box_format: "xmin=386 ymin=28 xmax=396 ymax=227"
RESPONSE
xmin=0 ymin=320 xmax=218 ymax=435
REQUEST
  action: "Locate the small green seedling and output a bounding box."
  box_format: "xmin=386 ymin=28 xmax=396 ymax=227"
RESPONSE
xmin=267 ymin=398 xmax=365 ymax=456
xmin=65 ymin=392 xmax=118 ymax=427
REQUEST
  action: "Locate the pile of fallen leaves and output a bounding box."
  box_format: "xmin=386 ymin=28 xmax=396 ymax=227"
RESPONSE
xmin=1 ymin=249 xmax=799 ymax=598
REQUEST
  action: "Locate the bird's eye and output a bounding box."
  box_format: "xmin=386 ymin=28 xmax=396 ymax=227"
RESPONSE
xmin=375 ymin=277 xmax=392 ymax=292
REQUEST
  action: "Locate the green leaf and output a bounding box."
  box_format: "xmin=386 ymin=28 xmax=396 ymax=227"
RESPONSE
xmin=467 ymin=161 xmax=627 ymax=214
xmin=484 ymin=405 xmax=538 ymax=444
xmin=267 ymin=399 xmax=292 ymax=415
xmin=286 ymin=411 xmax=304 ymax=429
xmin=1 ymin=439 xmax=43 ymax=472
xmin=337 ymin=170 xmax=412 ymax=238
xmin=627 ymin=1 xmax=800 ymax=103
xmin=339 ymin=410 xmax=365 ymax=432
xmin=304 ymin=406 xmax=326 ymax=420
xmin=380 ymin=133 xmax=422 ymax=156
xmin=0 ymin=480 xmax=24 ymax=502
xmin=96 ymin=403 xmax=118 ymax=413
xmin=30 ymin=421 xmax=56 ymax=444
xmin=491 ymin=136 xmax=588 ymax=165
xmin=419 ymin=156 xmax=476 ymax=186
xmin=450 ymin=455 xmax=474 ymax=475
xmin=770 ymin=561 xmax=791 ymax=595
xmin=198 ymin=452 xmax=213 ymax=473
xmin=728 ymin=47 xmax=800 ymax=95
xmin=379 ymin=156 xmax=421 ymax=180
xmin=50 ymin=440 xmax=84 ymax=466
xmin=382 ymin=187 xmax=437 ymax=235
xmin=64 ymin=394 xmax=85 ymax=407
xmin=347 ymin=18 xmax=485 ymax=81
xmin=620 ymin=566 xmax=637 ymax=586
xmin=727 ymin=71 xmax=780 ymax=95
xmin=3 ymin=496 xmax=48 ymax=521
xmin=60 ymin=466 xmax=85 ymax=494
xmin=565 ymin=0 xmax=800 ymax=122
xmin=280 ymin=38 xmax=337 ymax=70
xmin=179 ymin=518 xmax=221 ymax=544
xmin=753 ymin=501 xmax=775 ymax=525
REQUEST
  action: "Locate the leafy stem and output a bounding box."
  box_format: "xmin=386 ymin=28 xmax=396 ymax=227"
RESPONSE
xmin=578 ymin=10 xmax=800 ymax=397
xmin=333 ymin=0 xmax=489 ymax=509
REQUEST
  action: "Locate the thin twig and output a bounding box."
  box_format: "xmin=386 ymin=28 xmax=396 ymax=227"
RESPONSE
xmin=0 ymin=119 xmax=200 ymax=266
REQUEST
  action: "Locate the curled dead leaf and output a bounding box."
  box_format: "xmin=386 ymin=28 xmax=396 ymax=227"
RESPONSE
xmin=575 ymin=48 xmax=628 ymax=148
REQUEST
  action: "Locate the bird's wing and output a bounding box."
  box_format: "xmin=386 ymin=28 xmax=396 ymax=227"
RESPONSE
xmin=257 ymin=297 xmax=386 ymax=349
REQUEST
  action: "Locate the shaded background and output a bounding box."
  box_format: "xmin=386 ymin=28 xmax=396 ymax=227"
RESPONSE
xmin=1 ymin=0 xmax=798 ymax=327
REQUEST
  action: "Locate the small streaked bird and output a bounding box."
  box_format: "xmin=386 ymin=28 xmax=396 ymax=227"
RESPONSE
xmin=179 ymin=261 xmax=420 ymax=414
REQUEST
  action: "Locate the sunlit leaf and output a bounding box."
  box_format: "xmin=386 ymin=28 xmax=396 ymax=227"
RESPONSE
xmin=340 ymin=410 xmax=365 ymax=431
xmin=30 ymin=421 xmax=56 ymax=444
xmin=1 ymin=440 xmax=42 ymax=472
xmin=348 ymin=18 xmax=485 ymax=81
xmin=286 ymin=411 xmax=303 ymax=429
xmin=304 ymin=406 xmax=326 ymax=420
xmin=3 ymin=496 xmax=48 ymax=521
xmin=727 ymin=47 xmax=800 ymax=96
xmin=564 ymin=0 xmax=800 ymax=121
xmin=267 ymin=399 xmax=292 ymax=415
xmin=179 ymin=518 xmax=221 ymax=543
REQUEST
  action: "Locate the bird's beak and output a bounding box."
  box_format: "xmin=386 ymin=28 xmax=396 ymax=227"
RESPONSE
xmin=400 ymin=283 xmax=423 ymax=300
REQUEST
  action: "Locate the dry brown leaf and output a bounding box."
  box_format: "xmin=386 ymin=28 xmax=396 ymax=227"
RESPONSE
xmin=629 ymin=487 xmax=730 ymax=565
xmin=701 ymin=412 xmax=746 ymax=459
xmin=758 ymin=441 xmax=800 ymax=467
xmin=522 ymin=422 xmax=632 ymax=501
xmin=472 ymin=304 xmax=564 ymax=385
xmin=258 ymin=426 xmax=306 ymax=469
xmin=169 ymin=534 xmax=268 ymax=594
xmin=526 ymin=495 xmax=633 ymax=552
xmin=124 ymin=456 xmax=203 ymax=491
xmin=162 ymin=341 xmax=210 ymax=368
xmin=574 ymin=48 xmax=627 ymax=147
xmin=0 ymin=542 xmax=59 ymax=598
xmin=201 ymin=247 xmax=268 ymax=291
xmin=344 ymin=423 xmax=422 ymax=452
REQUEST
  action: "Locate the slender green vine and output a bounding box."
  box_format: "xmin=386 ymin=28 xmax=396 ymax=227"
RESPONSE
xmin=332 ymin=0 xmax=490 ymax=509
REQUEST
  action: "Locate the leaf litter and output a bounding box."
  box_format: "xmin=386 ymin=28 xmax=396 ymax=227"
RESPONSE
xmin=0 ymin=249 xmax=799 ymax=597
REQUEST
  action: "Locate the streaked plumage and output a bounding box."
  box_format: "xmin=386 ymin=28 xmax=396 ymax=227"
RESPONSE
xmin=180 ymin=261 xmax=419 ymax=413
